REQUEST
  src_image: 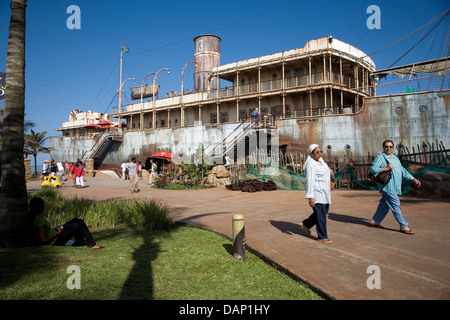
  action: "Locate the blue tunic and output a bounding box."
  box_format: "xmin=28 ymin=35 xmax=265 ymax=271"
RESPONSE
xmin=370 ymin=153 xmax=413 ymax=195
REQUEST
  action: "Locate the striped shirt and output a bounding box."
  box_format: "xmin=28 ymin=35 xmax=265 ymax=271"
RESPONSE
xmin=305 ymin=159 xmax=332 ymax=204
xmin=370 ymin=153 xmax=413 ymax=195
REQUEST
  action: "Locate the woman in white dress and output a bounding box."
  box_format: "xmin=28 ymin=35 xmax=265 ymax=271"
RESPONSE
xmin=300 ymin=144 xmax=335 ymax=244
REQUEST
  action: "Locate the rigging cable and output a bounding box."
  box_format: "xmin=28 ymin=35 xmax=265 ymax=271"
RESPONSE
xmin=388 ymin=11 xmax=449 ymax=67
xmin=102 ymin=91 xmax=119 ymax=114
xmin=359 ymin=9 xmax=450 ymax=61
xmin=90 ymin=60 xmax=118 ymax=109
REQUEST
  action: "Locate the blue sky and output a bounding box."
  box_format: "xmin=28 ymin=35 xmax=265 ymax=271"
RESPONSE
xmin=0 ymin=0 xmax=449 ymax=169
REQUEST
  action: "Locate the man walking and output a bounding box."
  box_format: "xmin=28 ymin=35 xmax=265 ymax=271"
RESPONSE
xmin=121 ymin=161 xmax=127 ymax=180
xmin=127 ymin=157 xmax=139 ymax=193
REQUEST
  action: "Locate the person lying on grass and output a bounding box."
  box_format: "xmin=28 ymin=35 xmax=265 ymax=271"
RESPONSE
xmin=29 ymin=197 xmax=104 ymax=249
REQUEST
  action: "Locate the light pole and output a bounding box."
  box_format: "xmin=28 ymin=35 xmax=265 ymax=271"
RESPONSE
xmin=140 ymin=72 xmax=156 ymax=131
xmin=152 ymin=68 xmax=170 ymax=129
xmin=118 ymin=77 xmax=136 ymax=133
xmin=181 ymin=61 xmax=196 ymax=127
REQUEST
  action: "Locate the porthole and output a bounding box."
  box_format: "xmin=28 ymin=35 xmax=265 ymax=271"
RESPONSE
xmin=395 ymin=106 xmax=403 ymax=114
xmin=419 ymin=105 xmax=428 ymax=112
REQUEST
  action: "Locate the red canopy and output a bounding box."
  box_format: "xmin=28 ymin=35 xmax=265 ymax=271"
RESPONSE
xmin=150 ymin=150 xmax=175 ymax=159
xmin=96 ymin=120 xmax=110 ymax=125
xmin=84 ymin=123 xmax=99 ymax=128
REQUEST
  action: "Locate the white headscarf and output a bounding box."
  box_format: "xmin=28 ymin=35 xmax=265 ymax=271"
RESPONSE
xmin=304 ymin=144 xmax=325 ymax=170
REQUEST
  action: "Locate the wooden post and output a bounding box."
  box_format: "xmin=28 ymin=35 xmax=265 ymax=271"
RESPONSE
xmin=232 ymin=214 xmax=245 ymax=260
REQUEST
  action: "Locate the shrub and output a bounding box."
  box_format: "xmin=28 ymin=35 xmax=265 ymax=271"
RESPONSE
xmin=28 ymin=188 xmax=173 ymax=231
xmin=154 ymin=173 xmax=171 ymax=189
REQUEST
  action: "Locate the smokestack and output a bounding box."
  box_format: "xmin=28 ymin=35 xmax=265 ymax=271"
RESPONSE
xmin=193 ymin=35 xmax=221 ymax=92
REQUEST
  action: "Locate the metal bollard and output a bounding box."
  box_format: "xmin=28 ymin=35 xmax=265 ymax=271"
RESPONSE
xmin=232 ymin=214 xmax=245 ymax=260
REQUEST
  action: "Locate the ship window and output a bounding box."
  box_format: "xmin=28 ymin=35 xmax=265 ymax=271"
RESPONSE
xmin=284 ymin=70 xmax=291 ymax=79
xmin=220 ymin=112 xmax=229 ymax=123
xmin=419 ymin=105 xmax=427 ymax=112
xmin=210 ymin=112 xmax=217 ymax=124
xmin=396 ymin=106 xmax=403 ymax=114
xmin=160 ymin=120 xmax=165 ymax=127
xmin=295 ymin=68 xmax=303 ymax=77
xmin=239 ymin=110 xmax=247 ymax=121
xmin=271 ymin=106 xmax=282 ymax=117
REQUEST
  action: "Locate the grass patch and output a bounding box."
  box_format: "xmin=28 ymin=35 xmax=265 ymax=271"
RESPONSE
xmin=152 ymin=182 xmax=208 ymax=190
xmin=0 ymin=227 xmax=321 ymax=300
xmin=0 ymin=188 xmax=323 ymax=300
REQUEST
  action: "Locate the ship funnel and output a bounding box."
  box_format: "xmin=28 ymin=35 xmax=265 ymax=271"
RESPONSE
xmin=193 ymin=34 xmax=221 ymax=92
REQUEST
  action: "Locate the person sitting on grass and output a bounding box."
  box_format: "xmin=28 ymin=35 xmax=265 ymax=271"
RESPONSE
xmin=29 ymin=197 xmax=104 ymax=249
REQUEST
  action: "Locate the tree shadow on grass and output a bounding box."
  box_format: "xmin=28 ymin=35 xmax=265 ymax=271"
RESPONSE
xmin=118 ymin=230 xmax=159 ymax=300
xmin=118 ymin=225 xmax=179 ymax=300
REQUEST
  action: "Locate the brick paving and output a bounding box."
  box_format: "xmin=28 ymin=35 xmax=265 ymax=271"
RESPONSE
xmin=27 ymin=177 xmax=450 ymax=300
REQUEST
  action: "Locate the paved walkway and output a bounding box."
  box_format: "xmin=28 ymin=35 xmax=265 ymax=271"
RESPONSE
xmin=27 ymin=177 xmax=450 ymax=300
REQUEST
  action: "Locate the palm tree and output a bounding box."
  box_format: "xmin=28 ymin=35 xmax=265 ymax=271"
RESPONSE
xmin=0 ymin=0 xmax=33 ymax=246
xmin=25 ymin=129 xmax=50 ymax=174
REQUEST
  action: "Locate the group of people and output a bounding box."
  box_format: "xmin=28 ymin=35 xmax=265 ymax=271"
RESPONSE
xmin=42 ymin=159 xmax=64 ymax=182
xmin=66 ymin=160 xmax=86 ymax=188
xmin=121 ymin=157 xmax=177 ymax=192
xmin=42 ymin=159 xmax=86 ymax=188
xmin=300 ymin=140 xmax=421 ymax=244
xmin=121 ymin=157 xmax=140 ymax=193
xmin=121 ymin=160 xmax=143 ymax=181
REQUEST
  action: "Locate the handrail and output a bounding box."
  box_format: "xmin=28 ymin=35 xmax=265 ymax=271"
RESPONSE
xmin=204 ymin=116 xmax=253 ymax=159
xmin=81 ymin=132 xmax=113 ymax=162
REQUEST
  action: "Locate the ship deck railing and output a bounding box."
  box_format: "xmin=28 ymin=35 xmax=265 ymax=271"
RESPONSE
xmin=208 ymin=72 xmax=367 ymax=99
xmin=111 ymin=71 xmax=372 ymax=115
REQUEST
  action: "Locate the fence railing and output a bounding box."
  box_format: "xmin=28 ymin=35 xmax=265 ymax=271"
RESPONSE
xmin=399 ymin=140 xmax=449 ymax=167
xmin=208 ymin=72 xmax=366 ymax=100
xmin=228 ymin=140 xmax=449 ymax=189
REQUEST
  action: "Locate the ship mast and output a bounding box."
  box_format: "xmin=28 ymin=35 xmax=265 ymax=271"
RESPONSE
xmin=118 ymin=42 xmax=123 ymax=132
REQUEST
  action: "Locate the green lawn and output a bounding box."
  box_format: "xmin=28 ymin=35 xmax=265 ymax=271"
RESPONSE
xmin=0 ymin=226 xmax=322 ymax=300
